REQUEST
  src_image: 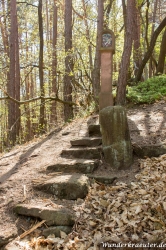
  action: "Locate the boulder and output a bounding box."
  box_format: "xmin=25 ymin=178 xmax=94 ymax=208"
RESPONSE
xmin=100 ymin=106 xmax=133 ymax=169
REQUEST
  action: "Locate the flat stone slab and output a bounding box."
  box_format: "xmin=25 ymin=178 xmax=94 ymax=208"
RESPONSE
xmin=0 ymin=230 xmax=17 ymax=248
xmin=47 ymin=158 xmax=98 ymax=174
xmin=133 ymin=143 xmax=166 ymax=158
xmin=14 ymin=203 xmax=75 ymax=226
xmin=87 ymin=175 xmax=117 ymax=185
xmin=70 ymin=137 xmax=102 ymax=147
xmin=34 ymin=174 xmax=89 ymax=200
xmin=42 ymin=226 xmax=72 ymax=237
xmin=61 ymin=146 xmax=102 ymax=160
xmin=88 ymin=124 xmax=101 ymax=137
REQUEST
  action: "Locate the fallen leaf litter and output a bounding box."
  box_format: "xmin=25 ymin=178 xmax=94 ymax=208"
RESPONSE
xmin=11 ymin=154 xmax=166 ymax=249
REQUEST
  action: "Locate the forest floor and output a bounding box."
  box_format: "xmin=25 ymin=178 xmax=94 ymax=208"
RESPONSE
xmin=0 ymin=100 xmax=166 ymax=249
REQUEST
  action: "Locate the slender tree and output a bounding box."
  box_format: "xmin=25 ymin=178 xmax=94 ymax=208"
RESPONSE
xmin=92 ymin=0 xmax=104 ymax=101
xmin=38 ymin=0 xmax=45 ymax=132
xmin=50 ymin=0 xmax=58 ymax=125
xmin=64 ymin=0 xmax=73 ymax=122
xmin=135 ymin=16 xmax=166 ymax=82
xmin=116 ymin=0 xmax=135 ymax=105
xmin=156 ymin=28 xmax=166 ymax=74
xmin=8 ymin=0 xmax=20 ymax=144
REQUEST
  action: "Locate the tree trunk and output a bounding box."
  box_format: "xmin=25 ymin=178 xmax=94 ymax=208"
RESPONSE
xmin=135 ymin=16 xmax=166 ymax=82
xmin=38 ymin=0 xmax=45 ymax=132
xmin=133 ymin=0 xmax=141 ymax=77
xmin=116 ymin=0 xmax=135 ymax=105
xmin=50 ymin=0 xmax=58 ymax=125
xmin=92 ymin=0 xmax=104 ymax=101
xmin=156 ymin=28 xmax=166 ymax=74
xmin=64 ymin=0 xmax=73 ymax=122
xmin=8 ymin=0 xmax=20 ymax=145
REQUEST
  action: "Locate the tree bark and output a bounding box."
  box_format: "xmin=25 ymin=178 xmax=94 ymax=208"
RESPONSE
xmin=38 ymin=0 xmax=45 ymax=132
xmin=8 ymin=0 xmax=20 ymax=145
xmin=135 ymin=16 xmax=166 ymax=82
xmin=116 ymin=0 xmax=135 ymax=105
xmin=50 ymin=0 xmax=58 ymax=125
xmin=92 ymin=0 xmax=104 ymax=101
xmin=64 ymin=0 xmax=73 ymax=122
xmin=156 ymin=28 xmax=166 ymax=74
xmin=133 ymin=0 xmax=141 ymax=77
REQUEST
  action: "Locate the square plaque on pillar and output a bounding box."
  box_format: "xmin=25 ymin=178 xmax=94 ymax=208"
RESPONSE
xmin=101 ymin=29 xmax=115 ymax=53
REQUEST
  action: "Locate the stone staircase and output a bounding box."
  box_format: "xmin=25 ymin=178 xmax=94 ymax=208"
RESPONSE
xmin=13 ymin=123 xmax=116 ymax=241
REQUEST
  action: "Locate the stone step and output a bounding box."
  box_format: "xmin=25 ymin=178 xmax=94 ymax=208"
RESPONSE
xmin=87 ymin=175 xmax=117 ymax=185
xmin=70 ymin=137 xmax=102 ymax=147
xmin=133 ymin=142 xmax=166 ymax=158
xmin=88 ymin=124 xmax=101 ymax=137
xmin=33 ymin=174 xmax=89 ymax=200
xmin=14 ymin=202 xmax=75 ymax=226
xmin=61 ymin=146 xmax=102 ymax=160
xmin=47 ymin=158 xmax=98 ymax=174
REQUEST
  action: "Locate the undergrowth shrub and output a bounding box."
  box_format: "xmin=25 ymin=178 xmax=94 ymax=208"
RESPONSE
xmin=127 ymin=75 xmax=166 ymax=104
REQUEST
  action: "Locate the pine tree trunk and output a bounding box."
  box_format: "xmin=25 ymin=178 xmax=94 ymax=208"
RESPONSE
xmin=64 ymin=0 xmax=73 ymax=122
xmin=156 ymin=28 xmax=166 ymax=74
xmin=8 ymin=0 xmax=20 ymax=145
xmin=38 ymin=0 xmax=45 ymax=132
xmin=92 ymin=0 xmax=104 ymax=102
xmin=116 ymin=0 xmax=135 ymax=105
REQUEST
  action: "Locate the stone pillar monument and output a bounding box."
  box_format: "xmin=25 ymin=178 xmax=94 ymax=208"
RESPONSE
xmin=99 ymin=30 xmax=115 ymax=110
xmin=99 ymin=29 xmax=133 ymax=169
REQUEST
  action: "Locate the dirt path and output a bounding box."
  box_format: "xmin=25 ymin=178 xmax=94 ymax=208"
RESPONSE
xmin=0 ymin=100 xmax=165 ymax=248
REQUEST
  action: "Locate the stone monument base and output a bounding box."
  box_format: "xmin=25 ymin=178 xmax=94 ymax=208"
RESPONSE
xmin=99 ymin=106 xmax=133 ymax=169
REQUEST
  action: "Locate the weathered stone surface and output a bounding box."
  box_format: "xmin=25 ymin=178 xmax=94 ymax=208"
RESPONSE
xmin=14 ymin=203 xmax=75 ymax=226
xmin=88 ymin=124 xmax=101 ymax=137
xmin=34 ymin=174 xmax=89 ymax=200
xmin=47 ymin=159 xmax=98 ymax=174
xmin=61 ymin=147 xmax=102 ymax=160
xmin=87 ymin=175 xmax=117 ymax=185
xmin=133 ymin=143 xmax=166 ymax=158
xmin=42 ymin=226 xmax=72 ymax=237
xmin=0 ymin=230 xmax=17 ymax=248
xmin=70 ymin=137 xmax=102 ymax=147
xmin=100 ymin=106 xmax=133 ymax=169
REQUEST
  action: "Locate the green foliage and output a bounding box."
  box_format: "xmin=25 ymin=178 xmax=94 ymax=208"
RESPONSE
xmin=127 ymin=75 xmax=166 ymax=104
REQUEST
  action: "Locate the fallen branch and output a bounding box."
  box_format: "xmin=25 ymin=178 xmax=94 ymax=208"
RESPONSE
xmin=19 ymin=220 xmax=46 ymax=239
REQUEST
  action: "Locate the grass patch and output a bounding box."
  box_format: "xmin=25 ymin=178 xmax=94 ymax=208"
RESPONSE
xmin=127 ymin=75 xmax=166 ymax=104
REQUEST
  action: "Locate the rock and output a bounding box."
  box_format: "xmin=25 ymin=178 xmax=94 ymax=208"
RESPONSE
xmin=42 ymin=226 xmax=72 ymax=237
xmin=133 ymin=143 xmax=166 ymax=158
xmin=0 ymin=230 xmax=17 ymax=248
xmin=70 ymin=137 xmax=102 ymax=147
xmin=47 ymin=159 xmax=98 ymax=174
xmin=34 ymin=174 xmax=89 ymax=200
xmin=100 ymin=106 xmax=133 ymax=169
xmin=14 ymin=203 xmax=75 ymax=226
xmin=88 ymin=124 xmax=101 ymax=137
xmin=87 ymin=175 xmax=117 ymax=185
xmin=61 ymin=147 xmax=102 ymax=160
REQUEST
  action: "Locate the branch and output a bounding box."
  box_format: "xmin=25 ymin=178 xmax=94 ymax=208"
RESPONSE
xmin=16 ymin=2 xmax=38 ymax=7
xmin=0 ymin=88 xmax=77 ymax=106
